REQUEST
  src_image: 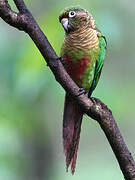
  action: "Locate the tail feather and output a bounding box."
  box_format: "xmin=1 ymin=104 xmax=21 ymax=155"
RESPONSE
xmin=63 ymin=93 xmax=83 ymax=174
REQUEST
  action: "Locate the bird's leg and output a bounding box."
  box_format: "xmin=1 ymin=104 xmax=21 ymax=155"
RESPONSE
xmin=77 ymin=88 xmax=86 ymax=96
xmin=90 ymin=97 xmax=101 ymax=104
xmin=56 ymin=56 xmax=62 ymax=61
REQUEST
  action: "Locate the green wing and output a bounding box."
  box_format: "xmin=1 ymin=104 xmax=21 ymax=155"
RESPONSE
xmin=88 ymin=35 xmax=107 ymax=97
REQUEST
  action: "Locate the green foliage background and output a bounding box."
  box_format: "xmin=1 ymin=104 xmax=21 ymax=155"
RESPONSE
xmin=0 ymin=0 xmax=135 ymax=179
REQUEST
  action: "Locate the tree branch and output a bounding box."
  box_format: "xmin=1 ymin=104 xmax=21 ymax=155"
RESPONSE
xmin=13 ymin=0 xmax=28 ymax=13
xmin=0 ymin=0 xmax=19 ymax=28
xmin=0 ymin=0 xmax=135 ymax=179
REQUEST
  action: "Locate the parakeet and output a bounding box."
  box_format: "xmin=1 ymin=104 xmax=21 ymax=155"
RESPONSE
xmin=59 ymin=6 xmax=107 ymax=174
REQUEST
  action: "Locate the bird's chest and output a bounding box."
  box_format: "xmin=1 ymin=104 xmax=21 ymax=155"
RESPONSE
xmin=62 ymin=54 xmax=92 ymax=86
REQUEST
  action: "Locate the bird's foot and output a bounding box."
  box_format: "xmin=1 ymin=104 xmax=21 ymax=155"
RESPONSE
xmin=90 ymin=97 xmax=101 ymax=104
xmin=56 ymin=56 xmax=67 ymax=66
xmin=77 ymin=88 xmax=86 ymax=97
xmin=56 ymin=56 xmax=62 ymax=61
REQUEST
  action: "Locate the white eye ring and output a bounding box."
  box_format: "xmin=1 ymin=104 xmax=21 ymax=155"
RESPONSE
xmin=69 ymin=11 xmax=76 ymax=18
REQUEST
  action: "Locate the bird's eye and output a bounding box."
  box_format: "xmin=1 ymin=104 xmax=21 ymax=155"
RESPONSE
xmin=69 ymin=11 xmax=76 ymax=18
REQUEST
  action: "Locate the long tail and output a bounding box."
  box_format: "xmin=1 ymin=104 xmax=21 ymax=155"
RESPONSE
xmin=63 ymin=93 xmax=83 ymax=174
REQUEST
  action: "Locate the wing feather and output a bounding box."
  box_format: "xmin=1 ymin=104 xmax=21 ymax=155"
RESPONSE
xmin=88 ymin=35 xmax=107 ymax=97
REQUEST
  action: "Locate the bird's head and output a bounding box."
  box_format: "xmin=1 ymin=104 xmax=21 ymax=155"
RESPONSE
xmin=59 ymin=6 xmax=95 ymax=34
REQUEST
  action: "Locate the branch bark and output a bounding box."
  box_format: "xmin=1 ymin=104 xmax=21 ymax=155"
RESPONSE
xmin=0 ymin=0 xmax=135 ymax=179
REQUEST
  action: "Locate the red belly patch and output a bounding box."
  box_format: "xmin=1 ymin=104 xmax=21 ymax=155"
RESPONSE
xmin=63 ymin=55 xmax=91 ymax=84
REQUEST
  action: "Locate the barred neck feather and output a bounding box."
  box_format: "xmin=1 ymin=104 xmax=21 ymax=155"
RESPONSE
xmin=62 ymin=15 xmax=101 ymax=52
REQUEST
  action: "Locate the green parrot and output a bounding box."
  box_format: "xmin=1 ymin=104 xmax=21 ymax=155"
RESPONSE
xmin=59 ymin=6 xmax=107 ymax=174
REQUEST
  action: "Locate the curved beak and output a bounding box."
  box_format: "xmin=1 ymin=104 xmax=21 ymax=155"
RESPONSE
xmin=61 ymin=18 xmax=69 ymax=31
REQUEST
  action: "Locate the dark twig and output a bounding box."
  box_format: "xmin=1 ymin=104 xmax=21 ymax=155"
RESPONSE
xmin=0 ymin=0 xmax=135 ymax=179
xmin=13 ymin=0 xmax=28 ymax=13
xmin=0 ymin=0 xmax=19 ymax=28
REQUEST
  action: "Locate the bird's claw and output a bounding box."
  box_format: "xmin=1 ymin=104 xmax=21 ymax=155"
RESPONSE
xmin=77 ymin=88 xmax=86 ymax=96
xmin=56 ymin=56 xmax=62 ymax=61
xmin=90 ymin=97 xmax=100 ymax=104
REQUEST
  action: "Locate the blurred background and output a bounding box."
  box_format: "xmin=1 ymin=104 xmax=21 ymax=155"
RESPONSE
xmin=0 ymin=0 xmax=135 ymax=179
